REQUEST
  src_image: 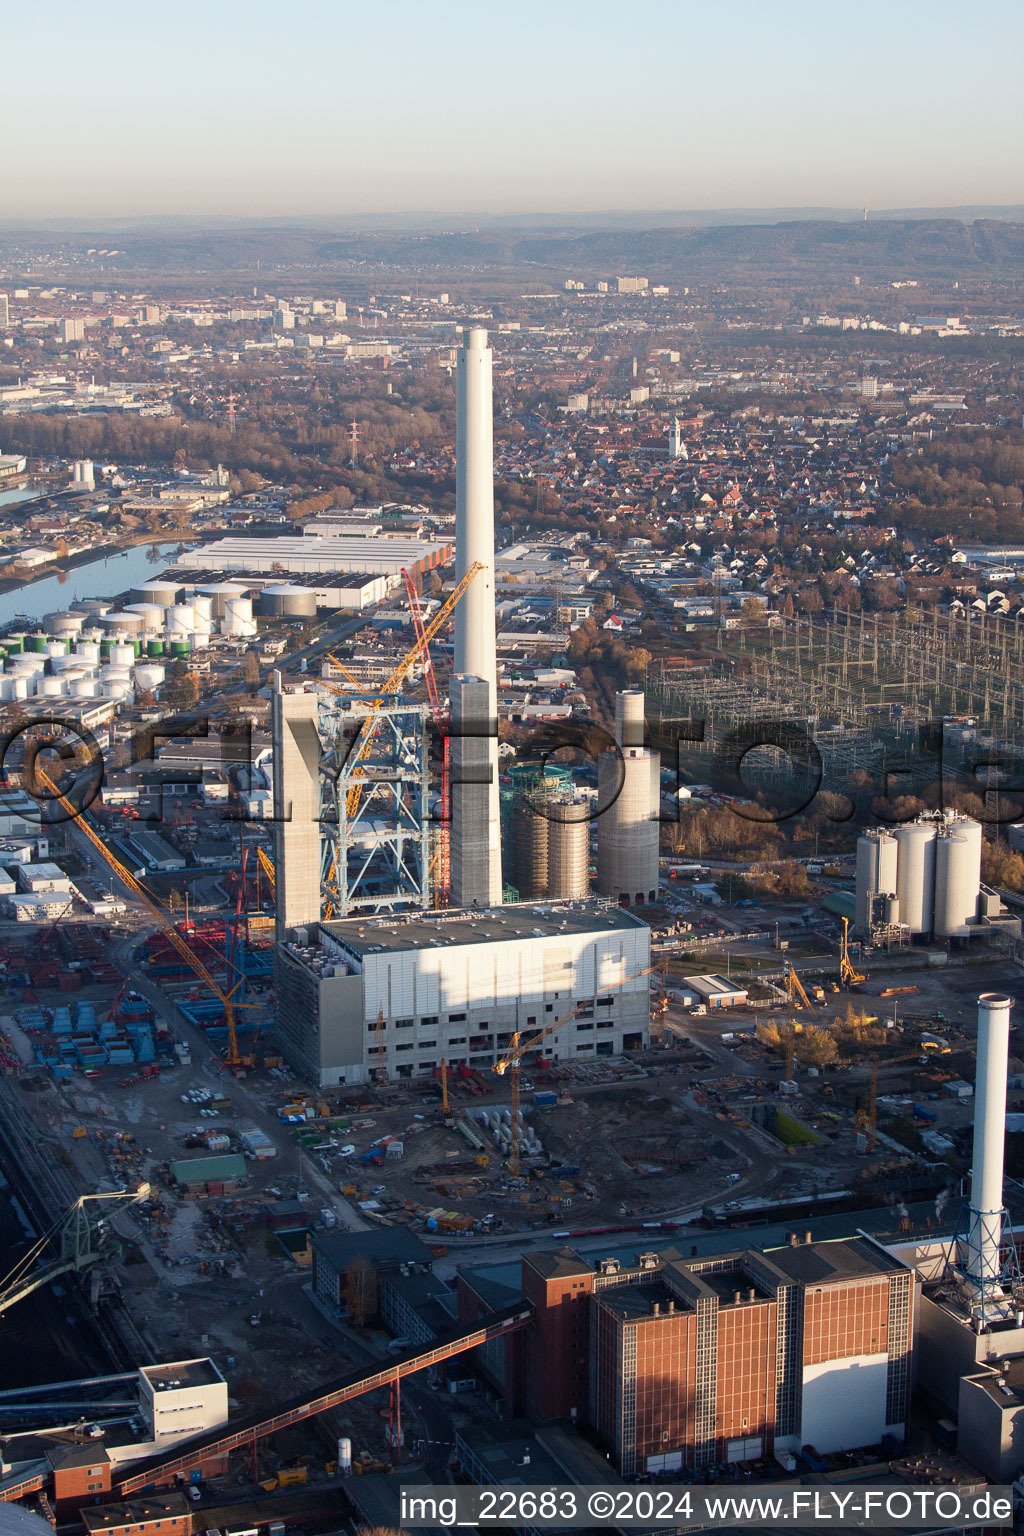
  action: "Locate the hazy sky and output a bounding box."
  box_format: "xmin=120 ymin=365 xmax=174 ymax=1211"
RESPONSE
xmin=5 ymin=0 xmax=1023 ymax=219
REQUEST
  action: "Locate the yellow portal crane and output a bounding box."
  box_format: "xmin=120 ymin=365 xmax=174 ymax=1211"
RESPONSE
xmin=786 ymin=965 xmax=812 ymax=1011
xmin=35 ymin=761 xmax=254 ymax=1068
xmin=840 ymin=917 xmax=865 ymax=990
xmin=493 ymin=966 xmax=655 ymax=1176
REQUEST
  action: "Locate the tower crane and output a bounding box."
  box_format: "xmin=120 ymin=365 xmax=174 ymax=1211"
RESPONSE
xmin=492 ymin=965 xmax=655 ymax=1177
xmin=325 ymin=561 xmax=483 ymax=824
xmin=402 ymin=568 xmax=450 ymax=907
xmin=34 ymin=761 xmax=255 ymax=1069
xmin=0 ymin=1185 xmax=150 ymax=1317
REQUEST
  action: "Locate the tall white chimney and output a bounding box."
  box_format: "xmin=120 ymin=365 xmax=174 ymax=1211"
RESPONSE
xmin=965 ymin=992 xmax=1012 ymax=1285
xmin=451 ymin=327 xmax=501 ymax=906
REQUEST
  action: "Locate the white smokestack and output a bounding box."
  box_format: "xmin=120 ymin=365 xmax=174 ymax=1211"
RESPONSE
xmin=451 ymin=327 xmax=501 ymax=906
xmin=966 ymin=992 xmax=1012 ymax=1284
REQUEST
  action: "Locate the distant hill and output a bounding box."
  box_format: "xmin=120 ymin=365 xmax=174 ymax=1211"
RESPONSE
xmin=2 ymin=218 xmax=1024 ymax=281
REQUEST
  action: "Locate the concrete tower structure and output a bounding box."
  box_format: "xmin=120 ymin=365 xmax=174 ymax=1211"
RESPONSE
xmin=961 ymin=993 xmax=1013 ymax=1293
xmin=450 ymin=327 xmax=501 ymax=907
xmin=271 ymin=673 xmax=322 ymax=940
xmin=597 ymin=688 xmax=660 ymax=907
xmin=668 ymin=416 xmax=687 ymax=460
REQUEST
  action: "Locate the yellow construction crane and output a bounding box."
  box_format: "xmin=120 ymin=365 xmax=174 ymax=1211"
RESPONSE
xmin=320 ymin=562 xmax=484 ymax=823
xmin=840 ymin=917 xmax=865 ymax=990
xmin=493 ymin=966 xmax=655 ymax=1177
xmin=439 ymin=1056 xmax=453 ymax=1125
xmin=35 ymin=761 xmax=254 ymax=1069
xmin=373 ymin=1005 xmax=387 ymax=1085
xmin=786 ymin=965 xmax=812 ymax=1011
xmin=854 ymin=1061 xmax=878 ymax=1151
xmin=324 ymin=652 xmax=369 ymax=693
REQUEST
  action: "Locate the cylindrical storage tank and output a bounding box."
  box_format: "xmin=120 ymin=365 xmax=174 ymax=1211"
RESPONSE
xmin=4 ymin=634 xmax=24 ymax=653
xmin=259 ymin=583 xmax=318 ymax=619
xmin=146 ymin=638 xmax=166 ymax=657
xmin=934 ymin=825 xmax=982 ymax=938
xmin=24 ymin=634 xmax=47 ymax=653
xmin=134 ymin=664 xmax=166 ymax=692
xmin=223 ymin=596 xmax=256 ymax=636
xmin=95 ymin=613 xmax=131 ymax=635
xmin=100 ymin=667 xmax=132 ymax=686
xmin=337 ymin=1437 xmax=352 ymax=1475
xmin=855 ymin=829 xmax=898 ymax=935
xmin=9 ymin=652 xmax=40 ymax=672
xmin=191 ymin=594 xmax=214 ymax=624
xmin=123 ymin=603 xmax=166 ymax=632
xmin=169 ymin=640 xmax=191 ymax=659
xmin=44 ymin=610 xmax=84 ymax=637
xmin=547 ymin=801 xmax=590 ymax=899
xmin=131 ymin=580 xmax=181 ymax=607
xmin=167 ymin=604 xmax=196 ymax=636
xmin=615 ymin=688 xmax=646 ymax=749
xmin=0 ymin=677 xmax=18 ymax=700
xmin=44 ymin=640 xmax=68 ymax=658
xmin=68 ymin=678 xmax=100 ymax=698
xmin=102 ymin=681 xmax=133 ymax=702
xmin=883 ymin=894 xmax=900 ymax=926
xmin=894 ymin=821 xmax=937 ymax=936
xmin=189 ymin=629 xmax=209 ymax=650
xmin=71 ymin=598 xmax=111 ymax=618
xmin=113 ymin=610 xmax=144 ymax=636
xmin=75 ymin=640 xmax=101 ymax=664
xmin=10 ymin=675 xmax=29 ymax=700
xmin=109 ymin=643 xmax=136 ymax=667
xmin=49 ymin=653 xmax=84 ymax=674
xmin=514 ymin=803 xmax=549 ymax=901
xmin=198 ymin=581 xmax=249 ymax=619
xmin=36 ymin=675 xmax=65 ymax=697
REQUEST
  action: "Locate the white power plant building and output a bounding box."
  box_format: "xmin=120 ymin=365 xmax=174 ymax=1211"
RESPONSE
xmin=276 ymin=902 xmax=651 ymax=1086
xmin=855 ymin=811 xmax=983 ymax=941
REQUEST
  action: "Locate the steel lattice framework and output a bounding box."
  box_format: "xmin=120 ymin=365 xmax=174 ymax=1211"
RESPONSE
xmin=319 ymin=696 xmax=431 ymax=917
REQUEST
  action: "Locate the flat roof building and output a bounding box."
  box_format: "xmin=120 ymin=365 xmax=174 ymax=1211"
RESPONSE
xmin=175 ymin=534 xmax=451 ymax=579
xmin=275 ymin=899 xmax=651 ymax=1087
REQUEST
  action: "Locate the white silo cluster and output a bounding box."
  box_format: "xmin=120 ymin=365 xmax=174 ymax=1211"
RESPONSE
xmin=855 ymin=812 xmax=983 ymax=941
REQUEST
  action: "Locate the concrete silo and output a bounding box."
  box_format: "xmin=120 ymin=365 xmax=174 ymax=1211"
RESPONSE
xmin=855 ymin=828 xmax=898 ymax=935
xmin=596 ymin=688 xmax=660 ymax=907
xmin=934 ymin=815 xmax=983 ymax=938
xmin=547 ymin=801 xmax=590 ymax=900
xmin=894 ymin=820 xmax=938 ymax=937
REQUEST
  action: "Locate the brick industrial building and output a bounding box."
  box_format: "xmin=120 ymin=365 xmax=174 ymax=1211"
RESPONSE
xmin=459 ymin=1234 xmax=913 ymax=1477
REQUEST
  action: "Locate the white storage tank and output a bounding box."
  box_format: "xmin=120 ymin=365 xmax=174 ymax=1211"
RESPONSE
xmin=123 ymin=602 xmax=166 ymax=632
xmin=68 ymin=677 xmax=100 ymax=698
xmin=110 ymin=643 xmax=137 ymax=666
xmin=71 ymin=598 xmax=112 ymax=618
xmin=134 ymin=664 xmax=166 ymax=692
xmin=198 ymin=581 xmax=249 ymax=619
xmin=102 ymin=680 xmax=133 ymax=702
xmin=74 ymin=640 xmax=101 ymax=664
xmin=191 ymin=593 xmax=214 ymax=625
xmin=44 ymin=640 xmax=68 ymax=657
xmin=36 ymin=675 xmax=65 ymax=697
xmin=49 ymin=652 xmax=83 ymax=673
xmin=167 ymin=604 xmax=196 ymax=636
xmin=223 ymin=596 xmax=256 ymax=637
xmin=101 ymin=665 xmax=132 ymax=683
xmin=855 ymin=829 xmax=898 ymax=935
xmin=934 ymin=818 xmax=983 ymax=938
xmin=895 ymin=820 xmax=938 ymax=936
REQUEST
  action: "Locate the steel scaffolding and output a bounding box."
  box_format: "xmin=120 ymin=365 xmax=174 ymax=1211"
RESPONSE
xmin=319 ymin=697 xmax=431 ymax=917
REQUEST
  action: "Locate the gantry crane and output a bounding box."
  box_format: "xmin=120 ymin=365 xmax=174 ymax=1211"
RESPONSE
xmin=0 ymin=1184 xmax=151 ymax=1316
xmin=493 ymin=966 xmax=655 ymax=1176
xmin=840 ymin=917 xmax=865 ymax=990
xmin=35 ymin=761 xmax=255 ymax=1068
